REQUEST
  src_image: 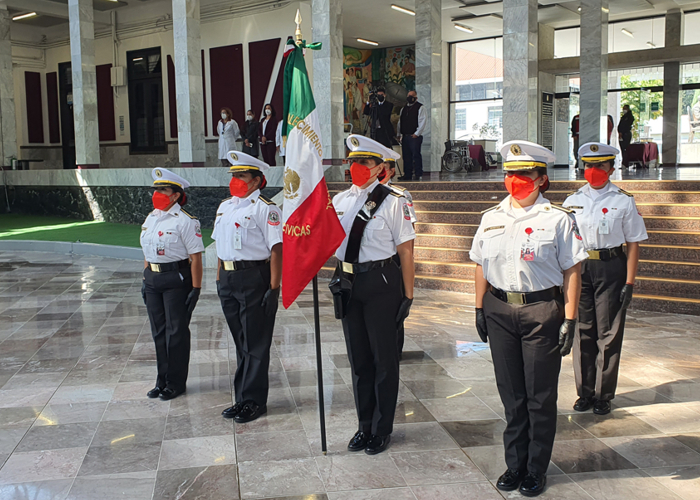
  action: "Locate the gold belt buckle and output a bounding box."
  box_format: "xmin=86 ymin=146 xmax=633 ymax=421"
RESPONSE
xmin=587 ymin=250 xmax=601 ymax=260
xmin=342 ymin=262 xmax=354 ymax=274
xmin=506 ymin=292 xmax=525 ymax=305
xmin=150 ymin=263 xmax=161 ymax=273
xmin=223 ymin=261 xmax=235 ymax=271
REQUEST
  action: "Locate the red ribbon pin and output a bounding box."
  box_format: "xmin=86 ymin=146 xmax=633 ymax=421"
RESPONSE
xmin=602 ymin=208 xmax=608 ymax=214
xmin=235 ymin=222 xmax=240 ymax=228
xmin=525 ymin=228 xmax=533 ymax=235
xmin=158 ymin=231 xmax=163 ymax=237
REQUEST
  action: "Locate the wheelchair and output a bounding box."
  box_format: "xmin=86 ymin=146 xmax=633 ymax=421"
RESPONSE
xmin=441 ymin=140 xmax=475 ymax=173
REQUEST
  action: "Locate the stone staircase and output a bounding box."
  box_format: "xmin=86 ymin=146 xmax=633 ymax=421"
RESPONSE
xmin=324 ymin=180 xmax=700 ymax=315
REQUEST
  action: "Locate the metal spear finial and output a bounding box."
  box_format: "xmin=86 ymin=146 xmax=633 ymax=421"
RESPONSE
xmin=295 ymin=9 xmax=303 ymax=45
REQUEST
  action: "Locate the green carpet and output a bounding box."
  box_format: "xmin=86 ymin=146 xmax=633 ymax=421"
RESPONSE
xmin=0 ymin=214 xmax=214 ymax=248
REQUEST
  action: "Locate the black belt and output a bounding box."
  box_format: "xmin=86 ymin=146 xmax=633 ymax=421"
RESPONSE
xmin=148 ymin=259 xmax=190 ymax=273
xmin=490 ymin=286 xmax=562 ymax=305
xmin=587 ymin=246 xmax=623 ymax=261
xmin=220 ymin=259 xmax=269 ymax=272
xmin=339 ymin=258 xmax=394 ymax=275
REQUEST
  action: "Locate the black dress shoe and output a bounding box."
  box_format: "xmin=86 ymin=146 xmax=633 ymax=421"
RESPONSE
xmin=347 ymin=431 xmax=370 ymax=452
xmin=573 ymin=397 xmax=595 ymax=412
xmin=159 ymin=388 xmax=185 ymax=401
xmin=234 ymin=402 xmax=267 ymax=423
xmin=146 ymin=387 xmax=162 ymax=399
xmin=222 ymin=402 xmax=244 ymax=419
xmin=593 ymin=399 xmax=611 ymax=415
xmin=519 ymin=472 xmax=546 ymax=497
xmin=496 ymin=468 xmax=526 ymax=491
xmin=397 ymin=176 xmax=411 ymax=181
xmin=365 ymin=434 xmax=391 ymax=455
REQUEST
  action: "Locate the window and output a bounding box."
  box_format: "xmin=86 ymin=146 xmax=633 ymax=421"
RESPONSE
xmin=127 ymin=47 xmax=166 ymax=153
xmin=488 ymin=107 xmax=502 ymax=129
xmin=684 ymin=12 xmax=700 ymax=46
xmin=455 ymin=109 xmax=467 ymax=131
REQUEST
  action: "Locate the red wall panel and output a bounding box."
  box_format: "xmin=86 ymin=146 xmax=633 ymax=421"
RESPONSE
xmin=248 ymin=38 xmax=281 ymax=118
xmin=209 ymin=44 xmax=245 ymax=134
xmin=96 ymin=64 xmax=116 ymax=141
xmin=25 ymin=72 xmax=44 ymax=144
xmin=46 ymin=72 xmax=60 ymax=144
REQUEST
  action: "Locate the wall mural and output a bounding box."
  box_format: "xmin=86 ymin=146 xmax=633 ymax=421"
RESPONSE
xmin=343 ymin=45 xmax=415 ymax=135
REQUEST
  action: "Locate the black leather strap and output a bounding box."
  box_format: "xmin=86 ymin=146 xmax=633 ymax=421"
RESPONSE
xmin=148 ymin=259 xmax=190 ymax=272
xmin=490 ymin=286 xmax=562 ymax=305
xmin=220 ymin=259 xmax=269 ymax=272
xmin=344 ymin=184 xmax=392 ymax=264
xmin=587 ymin=246 xmax=624 ymax=261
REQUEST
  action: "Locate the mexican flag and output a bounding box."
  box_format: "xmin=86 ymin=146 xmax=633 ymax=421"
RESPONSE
xmin=281 ymin=41 xmax=345 ymax=309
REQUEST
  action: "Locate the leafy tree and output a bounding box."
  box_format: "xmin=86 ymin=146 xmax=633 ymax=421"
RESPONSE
xmin=620 ymin=76 xmax=663 ymax=141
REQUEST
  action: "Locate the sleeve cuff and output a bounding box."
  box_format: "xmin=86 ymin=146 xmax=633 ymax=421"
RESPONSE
xmin=560 ymin=251 xmax=588 ymax=271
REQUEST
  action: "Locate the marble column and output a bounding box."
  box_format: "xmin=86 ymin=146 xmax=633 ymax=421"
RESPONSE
xmin=662 ymin=9 xmax=683 ymax=166
xmin=172 ymin=0 xmax=205 ymax=167
xmin=312 ymin=0 xmax=344 ymax=162
xmin=538 ymin=23 xmax=556 ymax=148
xmin=579 ymin=0 xmax=609 ymax=146
xmin=68 ymin=0 xmax=100 ymax=168
xmin=415 ymin=0 xmax=442 ymax=172
xmin=502 ymin=0 xmax=538 ymax=143
xmin=0 ymin=5 xmax=15 ymax=164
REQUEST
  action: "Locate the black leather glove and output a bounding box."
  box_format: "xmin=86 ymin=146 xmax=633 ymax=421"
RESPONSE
xmin=559 ymin=319 xmax=577 ymax=357
xmin=141 ymin=280 xmax=147 ymax=306
xmin=261 ymin=287 xmax=280 ymax=316
xmin=620 ymin=283 xmax=634 ymax=310
xmin=216 ymin=280 xmax=221 ymax=296
xmin=185 ymin=288 xmax=201 ymax=315
xmin=396 ymin=297 xmax=413 ymax=326
xmin=476 ymin=308 xmax=488 ymax=343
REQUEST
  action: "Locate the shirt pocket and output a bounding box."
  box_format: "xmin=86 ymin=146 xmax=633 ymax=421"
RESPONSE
xmin=366 ymin=217 xmax=386 ymax=232
xmin=480 ymin=227 xmax=505 ymax=259
xmin=530 ymin=228 xmax=556 ymax=261
xmin=163 ymin=230 xmax=179 ymax=243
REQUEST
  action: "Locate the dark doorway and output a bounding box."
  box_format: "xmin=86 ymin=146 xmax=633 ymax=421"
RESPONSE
xmin=58 ymin=62 xmax=76 ymax=169
xmin=127 ymin=47 xmax=166 ymax=153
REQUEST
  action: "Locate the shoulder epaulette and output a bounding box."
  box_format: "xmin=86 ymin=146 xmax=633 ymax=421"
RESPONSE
xmin=389 ymin=190 xmax=404 ymax=198
xmin=392 ymin=185 xmax=407 ymax=192
xmin=481 ymin=205 xmax=498 ymax=214
xmin=618 ymin=188 xmax=634 ymax=197
xmin=222 ymin=196 xmax=233 ymax=202
xmin=566 ymin=191 xmax=578 ymax=196
xmin=181 ymin=209 xmax=198 ymax=219
xmin=259 ymin=194 xmax=276 ymax=205
xmin=551 ymin=205 xmax=573 ymax=213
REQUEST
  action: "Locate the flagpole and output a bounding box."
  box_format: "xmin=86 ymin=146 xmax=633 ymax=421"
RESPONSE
xmin=294 ymin=9 xmax=327 ymax=455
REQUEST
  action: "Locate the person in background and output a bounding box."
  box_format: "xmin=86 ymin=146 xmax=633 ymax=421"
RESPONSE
xmin=470 ymin=141 xmax=587 ymax=497
xmin=259 ymin=103 xmax=278 ymax=166
xmin=215 ymin=151 xmax=282 ymax=424
xmin=276 ymin=120 xmax=286 ymax=165
xmin=242 ymin=110 xmax=260 ymax=158
xmin=607 ymin=115 xmax=615 ymax=145
xmin=564 ymin=142 xmax=647 ymax=417
xmin=363 ymin=87 xmax=395 ymax=149
xmin=618 ymin=105 xmax=634 ymax=158
xmin=571 ymin=114 xmax=580 ymax=164
xmin=218 ymin=108 xmax=241 ymax=167
xmin=141 ymin=168 xmax=204 ymax=401
xmin=397 ymin=90 xmax=427 ymax=181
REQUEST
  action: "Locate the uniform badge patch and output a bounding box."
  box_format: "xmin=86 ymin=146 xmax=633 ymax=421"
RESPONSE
xmin=590 ymin=144 xmax=599 ymax=152
xmin=510 ymin=144 xmax=522 ymax=156
xmin=195 ymin=223 xmax=202 ymax=238
xmin=403 ymin=203 xmax=411 ymax=220
xmin=268 ymin=211 xmax=281 ymax=226
xmin=365 ymin=201 xmax=376 ymax=211
xmin=572 ymin=220 xmax=583 ymax=241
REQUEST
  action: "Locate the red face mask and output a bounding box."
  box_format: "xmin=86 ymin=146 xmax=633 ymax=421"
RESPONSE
xmin=350 ymin=162 xmax=376 ymax=187
xmin=229 ymin=177 xmax=250 ymax=197
xmin=505 ymin=174 xmax=539 ymax=200
xmin=152 ymin=191 xmax=172 ymax=210
xmin=378 ymin=169 xmax=387 ymax=182
xmin=584 ymin=166 xmax=610 ymax=187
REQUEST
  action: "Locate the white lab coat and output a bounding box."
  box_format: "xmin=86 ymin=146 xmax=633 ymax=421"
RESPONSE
xmin=217 ymin=119 xmax=241 ymax=159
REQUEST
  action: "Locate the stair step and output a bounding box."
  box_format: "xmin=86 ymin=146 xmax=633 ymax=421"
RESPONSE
xmin=414 ymin=223 xmax=479 ymax=237
xmin=416 ymin=234 xmax=473 ymax=249
xmin=646 ymin=230 xmax=700 ymax=246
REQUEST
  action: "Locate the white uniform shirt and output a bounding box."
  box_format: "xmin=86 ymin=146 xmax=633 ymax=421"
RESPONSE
xmin=469 ymin=194 xmax=588 ymax=292
xmin=140 ymin=204 xmax=205 ymax=263
xmin=333 ymin=180 xmax=416 ymax=263
xmin=388 ymin=182 xmax=417 ymax=223
xmin=212 ymin=189 xmax=283 ymax=261
xmin=276 ymin=121 xmax=286 ymax=156
xmin=563 ymin=182 xmax=648 ymax=250
xmin=217 ymin=120 xmax=241 ymax=159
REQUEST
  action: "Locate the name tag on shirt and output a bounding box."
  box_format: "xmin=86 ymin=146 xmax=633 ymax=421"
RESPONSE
xmin=599 ymin=219 xmax=610 ymax=235
xmin=234 ymin=231 xmax=242 ymax=250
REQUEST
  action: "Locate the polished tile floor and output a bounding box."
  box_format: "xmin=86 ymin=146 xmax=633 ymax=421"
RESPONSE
xmin=1 ymin=252 xmax=700 ymax=499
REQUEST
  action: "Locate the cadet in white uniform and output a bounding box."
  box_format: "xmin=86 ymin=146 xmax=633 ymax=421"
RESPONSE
xmin=470 ymin=141 xmax=587 ymax=497
xmin=379 ymin=151 xmax=416 ymax=359
xmin=140 ymin=168 xmax=204 ymax=401
xmin=218 ymin=108 xmax=241 ymax=167
xmin=214 ymin=151 xmax=282 ymax=424
xmin=564 ymin=142 xmax=648 ymax=416
xmin=330 ymin=135 xmax=415 ymax=455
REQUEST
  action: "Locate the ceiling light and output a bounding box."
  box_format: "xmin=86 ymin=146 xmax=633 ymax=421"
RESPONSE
xmin=454 ymin=23 xmax=474 ymax=34
xmin=12 ymin=12 xmax=37 ymax=21
xmin=391 ymin=4 xmax=415 ymax=16
xmin=621 ymin=28 xmax=634 ymax=38
xmin=133 ymin=57 xmax=144 ymax=61
xmin=647 ymin=41 xmax=656 ymax=48
xmin=357 ymin=38 xmax=379 ymax=46
xmin=602 ymin=7 xmax=609 ymax=13
xmin=577 ymin=7 xmax=581 ymax=12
